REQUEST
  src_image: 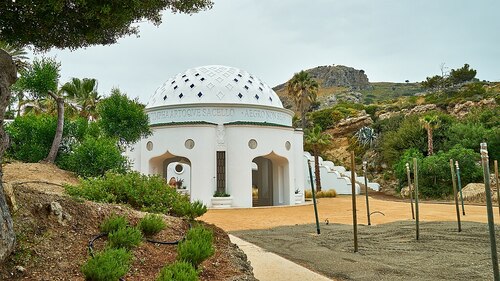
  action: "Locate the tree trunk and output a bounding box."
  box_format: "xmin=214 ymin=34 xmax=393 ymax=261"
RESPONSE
xmin=0 ymin=50 xmax=17 ymax=262
xmin=301 ymin=89 xmax=307 ymax=129
xmin=314 ymin=151 xmax=322 ymax=192
xmin=427 ymin=127 xmax=433 ymax=156
xmin=44 ymin=90 xmax=64 ymax=163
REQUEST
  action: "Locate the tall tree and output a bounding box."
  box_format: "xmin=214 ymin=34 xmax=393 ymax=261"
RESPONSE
xmin=286 ymin=70 xmax=319 ymax=129
xmin=97 ymin=88 xmax=151 ymax=145
xmin=0 ymin=41 xmax=29 ymax=72
xmin=61 ymin=78 xmax=101 ymax=120
xmin=0 ymin=0 xmax=213 ymax=261
xmin=305 ymin=126 xmax=332 ymax=192
xmin=16 ymin=57 xmax=63 ymax=163
xmin=420 ymin=115 xmax=441 ymax=156
xmin=0 ymin=49 xmax=16 ymax=262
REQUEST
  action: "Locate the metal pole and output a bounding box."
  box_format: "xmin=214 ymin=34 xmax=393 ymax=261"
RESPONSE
xmin=413 ymin=158 xmax=420 ymax=240
xmin=450 ymin=159 xmax=462 ymax=232
xmin=307 ymin=160 xmax=321 ymax=235
xmin=481 ymin=143 xmax=499 ymax=281
xmin=351 ymin=151 xmax=358 ymax=252
xmin=455 ymin=161 xmax=465 ymax=216
xmin=363 ymin=161 xmax=371 ymax=226
xmin=406 ymin=163 xmax=415 ymax=220
xmin=495 ymin=160 xmax=499 ymax=217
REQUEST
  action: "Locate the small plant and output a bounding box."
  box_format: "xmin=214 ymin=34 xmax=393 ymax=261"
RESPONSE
xmin=177 ymin=226 xmax=214 ymax=268
xmin=305 ymin=189 xmax=337 ymax=198
xmin=100 ymin=214 xmax=128 ymax=234
xmin=81 ymin=248 xmax=132 ymax=281
xmin=213 ymin=191 xmax=230 ymax=197
xmin=138 ymin=214 xmax=166 ymax=236
xmin=156 ymin=261 xmax=199 ymax=281
xmin=107 ymin=227 xmax=143 ymax=250
xmin=172 ymin=200 xmax=207 ymax=220
xmin=176 ymin=178 xmax=185 ymax=189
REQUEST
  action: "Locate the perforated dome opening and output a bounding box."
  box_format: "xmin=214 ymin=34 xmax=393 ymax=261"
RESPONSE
xmin=147 ymin=65 xmax=283 ymax=109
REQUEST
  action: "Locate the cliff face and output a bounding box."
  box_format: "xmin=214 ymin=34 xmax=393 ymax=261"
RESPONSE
xmin=307 ymin=65 xmax=371 ymax=90
xmin=274 ymin=64 xmax=371 ymax=92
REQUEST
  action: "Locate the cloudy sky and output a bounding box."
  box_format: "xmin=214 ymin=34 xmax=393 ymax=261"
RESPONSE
xmin=44 ymin=0 xmax=500 ymax=103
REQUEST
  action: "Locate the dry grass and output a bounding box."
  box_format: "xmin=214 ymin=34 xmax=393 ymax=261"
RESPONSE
xmin=304 ymin=189 xmax=337 ymax=198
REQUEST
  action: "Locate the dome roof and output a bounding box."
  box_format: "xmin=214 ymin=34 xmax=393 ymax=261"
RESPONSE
xmin=147 ymin=65 xmax=283 ymax=109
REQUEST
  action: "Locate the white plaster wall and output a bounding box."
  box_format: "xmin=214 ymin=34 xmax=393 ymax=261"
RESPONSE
xmin=132 ymin=124 xmax=217 ymax=207
xmin=225 ymin=125 xmax=301 ymax=208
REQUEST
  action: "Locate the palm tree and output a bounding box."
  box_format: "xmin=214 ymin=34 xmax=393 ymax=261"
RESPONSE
xmin=419 ymin=115 xmax=440 ymax=156
xmin=60 ymin=78 xmax=100 ymax=120
xmin=305 ymin=126 xmax=332 ymax=192
xmin=286 ymin=71 xmax=319 ymax=129
xmin=0 ymin=41 xmax=30 ymax=72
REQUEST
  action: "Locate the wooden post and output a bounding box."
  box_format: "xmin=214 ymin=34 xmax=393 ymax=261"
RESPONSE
xmin=350 ymin=151 xmax=358 ymax=252
xmin=307 ymin=160 xmax=320 ymax=235
xmin=406 ymin=163 xmax=415 ymax=220
xmin=455 ymin=161 xmax=465 ymax=216
xmin=363 ymin=161 xmax=371 ymax=226
xmin=481 ymin=143 xmax=499 ymax=281
xmin=413 ymin=158 xmax=420 ymax=240
xmin=495 ymin=160 xmax=499 ymax=217
xmin=450 ymin=159 xmax=462 ymax=232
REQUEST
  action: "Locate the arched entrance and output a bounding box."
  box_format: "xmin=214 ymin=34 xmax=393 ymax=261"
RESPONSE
xmin=149 ymin=152 xmax=192 ymax=195
xmin=252 ymin=152 xmax=289 ymax=207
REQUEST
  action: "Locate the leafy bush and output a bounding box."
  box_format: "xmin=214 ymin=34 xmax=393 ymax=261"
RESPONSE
xmin=177 ymin=226 xmax=214 ymax=267
xmin=138 ymin=214 xmax=166 ymax=236
xmin=64 ymin=172 xmax=201 ymax=216
xmin=107 ymin=227 xmax=143 ymax=250
xmin=395 ymin=145 xmax=482 ymax=198
xmin=305 ymin=189 xmax=337 ymax=198
xmin=81 ymin=248 xmax=132 ymax=281
xmin=58 ymin=136 xmax=128 ymax=177
xmin=100 ymin=215 xmax=128 ymax=234
xmin=6 ymin=113 xmax=58 ymax=162
xmin=172 ymin=200 xmax=207 ymax=220
xmin=157 ymin=261 xmax=198 ymax=281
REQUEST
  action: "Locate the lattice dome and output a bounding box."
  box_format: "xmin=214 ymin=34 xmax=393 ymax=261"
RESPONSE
xmin=147 ymin=65 xmax=283 ymax=109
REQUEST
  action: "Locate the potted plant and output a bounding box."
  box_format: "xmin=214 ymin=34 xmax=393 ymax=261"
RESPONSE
xmin=211 ymin=191 xmax=233 ymax=208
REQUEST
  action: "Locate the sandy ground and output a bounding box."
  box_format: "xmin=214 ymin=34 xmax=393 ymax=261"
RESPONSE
xmin=200 ymin=195 xmax=494 ymax=231
xmin=201 ymin=196 xmax=500 ymax=281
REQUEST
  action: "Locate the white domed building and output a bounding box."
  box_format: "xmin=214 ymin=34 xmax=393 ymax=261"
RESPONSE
xmin=126 ymin=65 xmax=305 ymax=208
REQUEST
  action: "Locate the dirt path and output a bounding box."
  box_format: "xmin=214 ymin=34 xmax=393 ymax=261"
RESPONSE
xmin=200 ymin=195 xmax=493 ymax=231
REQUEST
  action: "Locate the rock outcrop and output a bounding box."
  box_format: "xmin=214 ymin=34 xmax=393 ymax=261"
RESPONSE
xmin=448 ymin=98 xmax=497 ymax=118
xmin=327 ymin=112 xmax=373 ymax=137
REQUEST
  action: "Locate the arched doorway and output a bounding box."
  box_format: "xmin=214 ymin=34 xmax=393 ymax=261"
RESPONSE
xmin=149 ymin=152 xmax=192 ymax=195
xmin=252 ymin=152 xmax=289 ymax=207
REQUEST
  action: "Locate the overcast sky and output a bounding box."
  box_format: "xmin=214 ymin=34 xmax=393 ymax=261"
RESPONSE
xmin=43 ymin=0 xmax=500 ymax=103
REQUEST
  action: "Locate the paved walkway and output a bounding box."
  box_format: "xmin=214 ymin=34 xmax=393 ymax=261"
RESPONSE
xmin=229 ymin=235 xmax=332 ymax=281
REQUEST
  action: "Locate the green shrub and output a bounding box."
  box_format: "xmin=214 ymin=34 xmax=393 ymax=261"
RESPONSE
xmin=58 ymin=136 xmax=128 ymax=178
xmin=177 ymin=226 xmax=214 ymax=267
xmin=100 ymin=215 xmax=128 ymax=234
xmin=6 ymin=113 xmax=58 ymax=162
xmin=64 ymin=172 xmax=183 ymax=215
xmin=81 ymin=248 xmax=132 ymax=281
xmin=107 ymin=227 xmax=143 ymax=250
xmin=171 ymin=200 xmax=207 ymax=220
xmin=138 ymin=214 xmax=166 ymax=236
xmin=157 ymin=261 xmax=198 ymax=281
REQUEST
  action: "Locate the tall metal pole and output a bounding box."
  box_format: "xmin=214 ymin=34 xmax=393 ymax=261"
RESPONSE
xmin=480 ymin=143 xmax=499 ymax=281
xmin=307 ymin=160 xmax=321 ymax=235
xmin=450 ymin=159 xmax=462 ymax=232
xmin=363 ymin=161 xmax=371 ymax=226
xmin=350 ymin=151 xmax=358 ymax=252
xmin=495 ymin=160 xmax=499 ymax=217
xmin=406 ymin=163 xmax=415 ymax=220
xmin=413 ymin=158 xmax=420 ymax=240
xmin=455 ymin=161 xmax=465 ymax=216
